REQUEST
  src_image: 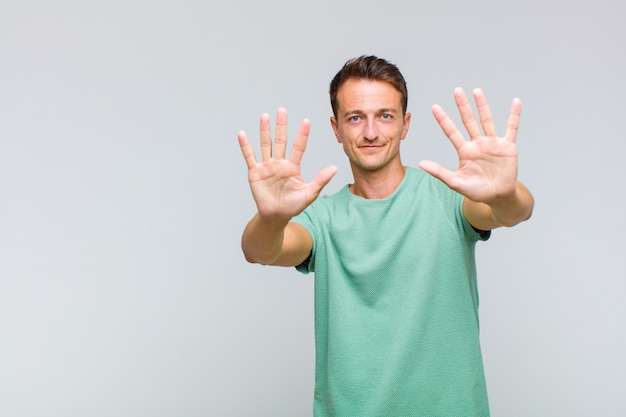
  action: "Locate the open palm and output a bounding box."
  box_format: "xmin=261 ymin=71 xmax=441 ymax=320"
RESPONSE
xmin=238 ymin=108 xmax=337 ymax=220
xmin=419 ymin=88 xmax=521 ymax=204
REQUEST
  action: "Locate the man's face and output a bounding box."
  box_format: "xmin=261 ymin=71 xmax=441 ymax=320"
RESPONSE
xmin=331 ymin=78 xmax=411 ymax=174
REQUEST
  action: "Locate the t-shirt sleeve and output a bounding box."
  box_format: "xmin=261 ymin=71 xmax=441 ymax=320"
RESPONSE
xmin=430 ymin=175 xmax=490 ymax=243
xmin=457 ymin=193 xmax=491 ymax=242
xmin=291 ymin=209 xmax=315 ymax=274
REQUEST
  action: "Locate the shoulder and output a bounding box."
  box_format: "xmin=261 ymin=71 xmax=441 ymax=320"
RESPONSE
xmin=406 ymin=167 xmax=487 ymax=240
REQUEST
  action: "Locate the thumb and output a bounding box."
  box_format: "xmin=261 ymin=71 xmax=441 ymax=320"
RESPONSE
xmin=419 ymin=160 xmax=456 ymax=188
xmin=308 ymin=165 xmax=338 ymax=195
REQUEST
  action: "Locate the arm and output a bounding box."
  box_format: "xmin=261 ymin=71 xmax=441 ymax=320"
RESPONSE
xmin=241 ymin=214 xmax=313 ymax=266
xmin=462 ymin=181 xmax=534 ymax=230
xmin=419 ymin=88 xmax=534 ymax=230
xmin=238 ymin=108 xmax=337 ymax=265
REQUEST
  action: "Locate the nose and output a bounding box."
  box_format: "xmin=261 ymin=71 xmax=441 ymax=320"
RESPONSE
xmin=363 ymin=118 xmax=378 ymax=141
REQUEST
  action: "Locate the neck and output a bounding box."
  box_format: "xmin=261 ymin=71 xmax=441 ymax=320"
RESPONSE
xmin=349 ymin=164 xmax=406 ymax=199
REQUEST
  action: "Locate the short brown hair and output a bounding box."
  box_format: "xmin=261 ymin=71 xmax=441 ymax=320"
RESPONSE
xmin=329 ymin=55 xmax=408 ymax=117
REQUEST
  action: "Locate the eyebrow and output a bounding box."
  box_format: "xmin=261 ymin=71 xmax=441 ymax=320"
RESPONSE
xmin=341 ymin=108 xmax=399 ymax=117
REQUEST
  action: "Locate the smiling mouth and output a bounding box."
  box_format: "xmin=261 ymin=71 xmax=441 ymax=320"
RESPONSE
xmin=360 ymin=144 xmax=383 ymax=150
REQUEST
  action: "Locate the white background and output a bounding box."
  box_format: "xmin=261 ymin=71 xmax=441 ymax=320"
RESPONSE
xmin=1 ymin=0 xmax=624 ymax=416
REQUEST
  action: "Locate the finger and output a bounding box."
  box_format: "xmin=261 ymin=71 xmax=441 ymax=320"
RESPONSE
xmin=289 ymin=118 xmax=311 ymax=166
xmin=473 ymin=88 xmax=497 ymax=138
xmin=504 ymin=97 xmax=522 ymax=143
xmin=259 ymin=113 xmax=272 ymax=161
xmin=274 ymin=107 xmax=288 ymax=160
xmin=454 ymin=87 xmax=482 ymax=140
xmin=238 ymin=130 xmax=258 ymax=169
xmin=432 ymin=104 xmax=467 ymax=151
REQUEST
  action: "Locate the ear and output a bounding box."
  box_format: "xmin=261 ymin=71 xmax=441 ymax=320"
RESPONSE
xmin=401 ymin=112 xmax=411 ymax=140
xmin=330 ymin=116 xmax=343 ymax=143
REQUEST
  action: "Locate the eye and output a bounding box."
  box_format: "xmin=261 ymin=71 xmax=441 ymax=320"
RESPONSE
xmin=349 ymin=115 xmax=361 ymax=122
xmin=381 ymin=113 xmax=391 ymax=120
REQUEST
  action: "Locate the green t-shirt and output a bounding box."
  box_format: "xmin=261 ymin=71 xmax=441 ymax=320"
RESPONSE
xmin=292 ymin=167 xmax=491 ymax=417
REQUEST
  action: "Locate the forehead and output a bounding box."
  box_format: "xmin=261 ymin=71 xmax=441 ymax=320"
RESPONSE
xmin=336 ymin=79 xmax=403 ymax=114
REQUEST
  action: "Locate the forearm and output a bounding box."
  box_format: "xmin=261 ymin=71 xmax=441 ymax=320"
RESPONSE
xmin=241 ymin=213 xmax=290 ymax=265
xmin=464 ymin=182 xmax=534 ymax=230
xmin=490 ymin=181 xmax=534 ymax=227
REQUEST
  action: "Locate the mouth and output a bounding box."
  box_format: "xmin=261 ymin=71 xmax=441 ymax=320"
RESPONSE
xmin=359 ymin=144 xmax=383 ymax=151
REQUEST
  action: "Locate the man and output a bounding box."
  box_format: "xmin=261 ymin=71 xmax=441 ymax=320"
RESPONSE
xmin=238 ymin=56 xmax=533 ymax=416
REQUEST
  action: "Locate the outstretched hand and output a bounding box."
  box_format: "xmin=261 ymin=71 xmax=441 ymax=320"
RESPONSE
xmin=238 ymin=108 xmax=338 ymax=221
xmin=419 ymin=88 xmax=521 ymax=204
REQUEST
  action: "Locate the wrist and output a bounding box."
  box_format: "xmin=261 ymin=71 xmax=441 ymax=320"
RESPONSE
xmin=489 ymin=182 xmax=534 ymax=227
xmin=255 ymin=212 xmax=292 ymax=230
